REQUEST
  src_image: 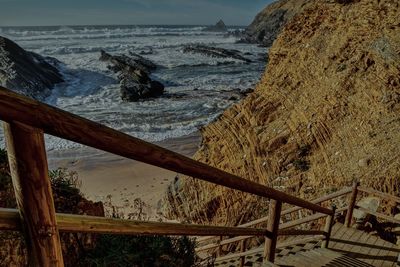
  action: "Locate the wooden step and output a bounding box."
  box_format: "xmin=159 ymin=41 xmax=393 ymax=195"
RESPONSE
xmin=275 ymin=248 xmax=375 ymax=267
xmin=213 ymin=223 xmax=400 ymax=267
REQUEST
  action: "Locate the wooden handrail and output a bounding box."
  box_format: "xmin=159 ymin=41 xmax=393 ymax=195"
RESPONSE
xmin=279 ymin=213 xmax=327 ymax=230
xmin=0 ymin=208 xmax=272 ymax=237
xmin=0 ymin=86 xmax=332 ymax=215
xmin=197 ymin=191 xmax=352 ymax=254
xmin=355 ymin=206 xmax=400 ymax=224
xmin=281 ymin=187 xmax=352 ymax=217
xmin=358 ymin=186 xmax=400 ymax=204
xmin=214 ymin=236 xmax=325 ymax=264
xmin=278 ymin=229 xmax=326 ymax=236
xmin=197 ymin=187 xmax=351 ymax=244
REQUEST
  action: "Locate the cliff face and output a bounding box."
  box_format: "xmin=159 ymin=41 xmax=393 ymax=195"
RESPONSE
xmin=242 ymin=0 xmax=313 ymax=46
xmin=164 ymin=0 xmax=400 ymax=225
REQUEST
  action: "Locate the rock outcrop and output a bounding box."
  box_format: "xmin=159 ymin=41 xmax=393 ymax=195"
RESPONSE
xmin=164 ymin=0 xmax=400 ymax=226
xmin=100 ymin=50 xmax=164 ymax=101
xmin=182 ymin=44 xmax=252 ymax=63
xmin=241 ymin=0 xmax=312 ymax=47
xmin=203 ymin=19 xmax=228 ymax=32
xmin=0 ymin=36 xmax=64 ymax=99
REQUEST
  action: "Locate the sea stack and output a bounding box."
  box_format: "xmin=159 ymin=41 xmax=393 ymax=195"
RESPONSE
xmin=99 ymin=50 xmax=164 ymax=102
xmin=203 ymin=19 xmax=228 ymax=32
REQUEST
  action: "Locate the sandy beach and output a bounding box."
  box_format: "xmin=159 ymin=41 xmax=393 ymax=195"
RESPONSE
xmin=47 ymin=132 xmax=201 ymax=220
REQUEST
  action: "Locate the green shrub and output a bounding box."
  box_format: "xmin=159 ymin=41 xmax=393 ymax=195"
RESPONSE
xmin=49 ymin=168 xmax=81 ymax=197
xmin=293 ymin=159 xmax=310 ymax=172
xmin=0 ymin=149 xmax=7 ymax=165
xmin=0 ymin=149 xmax=197 ymax=266
xmin=82 ymin=235 xmax=196 ymax=267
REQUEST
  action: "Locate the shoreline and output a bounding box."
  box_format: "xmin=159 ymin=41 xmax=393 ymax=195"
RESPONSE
xmin=47 ymin=131 xmax=201 ymax=219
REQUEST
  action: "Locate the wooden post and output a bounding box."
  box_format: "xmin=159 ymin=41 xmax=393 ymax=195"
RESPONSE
xmin=345 ymin=181 xmax=359 ymax=227
xmin=4 ymin=122 xmax=64 ymax=267
xmin=322 ymin=205 xmax=336 ymax=248
xmin=216 ymin=236 xmax=223 ymax=257
xmin=264 ymin=200 xmax=282 ymax=263
xmin=239 ymin=239 xmax=246 ymax=267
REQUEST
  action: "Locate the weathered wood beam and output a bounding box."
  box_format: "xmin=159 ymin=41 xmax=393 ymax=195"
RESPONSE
xmin=197 ymin=188 xmax=351 ymax=243
xmin=4 ymin=122 xmax=64 ymax=267
xmin=0 ymin=208 xmax=271 ymax=237
xmin=358 ymin=186 xmax=400 ymax=204
xmin=355 ymin=206 xmax=400 ymax=224
xmin=321 ymin=205 xmax=336 ymax=248
xmin=279 ymin=212 xmax=327 ymax=230
xmin=0 ymin=87 xmax=333 ymax=215
xmin=278 ymin=229 xmax=326 ymax=236
xmin=345 ymin=181 xmax=359 ymax=227
xmin=264 ymin=200 xmax=282 ymax=263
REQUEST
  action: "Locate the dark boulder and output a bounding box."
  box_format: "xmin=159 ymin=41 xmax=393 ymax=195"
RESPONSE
xmin=203 ymin=19 xmax=228 ymax=32
xmin=182 ymin=44 xmax=252 ymax=63
xmin=99 ymin=50 xmax=164 ymax=101
xmin=100 ymin=50 xmax=156 ymax=74
xmin=0 ymin=36 xmax=64 ymax=100
xmin=119 ymin=71 xmax=164 ymax=101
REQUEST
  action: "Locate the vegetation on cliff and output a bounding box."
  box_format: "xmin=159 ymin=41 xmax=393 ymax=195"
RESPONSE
xmin=0 ymin=149 xmax=196 ymax=266
xmin=164 ymin=0 xmax=400 ymax=228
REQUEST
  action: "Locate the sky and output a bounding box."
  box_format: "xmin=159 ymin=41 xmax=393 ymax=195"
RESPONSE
xmin=0 ymin=0 xmax=273 ymax=27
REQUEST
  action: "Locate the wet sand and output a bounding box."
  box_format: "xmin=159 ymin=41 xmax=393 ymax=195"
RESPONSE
xmin=47 ymin=132 xmax=201 ymax=219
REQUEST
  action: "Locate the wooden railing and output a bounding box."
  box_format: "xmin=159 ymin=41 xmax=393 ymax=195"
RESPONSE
xmin=197 ymin=187 xmax=353 ymax=265
xmin=0 ymin=86 xmax=334 ymax=266
xmin=353 ymin=185 xmax=400 ymax=225
xmin=200 ymin=182 xmax=400 ymax=266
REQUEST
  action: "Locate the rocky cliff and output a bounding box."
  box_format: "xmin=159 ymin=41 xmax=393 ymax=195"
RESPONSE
xmin=0 ymin=36 xmax=64 ymax=100
xmin=164 ymin=0 xmax=400 ymax=226
xmin=242 ymin=0 xmax=313 ymax=46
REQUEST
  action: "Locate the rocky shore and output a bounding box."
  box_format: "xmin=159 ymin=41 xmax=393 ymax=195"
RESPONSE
xmin=0 ymin=36 xmax=64 ymax=100
xmin=182 ymin=44 xmax=252 ymax=63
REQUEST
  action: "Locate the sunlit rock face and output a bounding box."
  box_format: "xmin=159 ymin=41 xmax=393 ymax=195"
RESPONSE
xmin=163 ymin=0 xmax=400 ymax=226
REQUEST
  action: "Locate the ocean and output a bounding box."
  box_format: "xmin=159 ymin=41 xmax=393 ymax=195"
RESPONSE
xmin=0 ymin=25 xmax=265 ymax=150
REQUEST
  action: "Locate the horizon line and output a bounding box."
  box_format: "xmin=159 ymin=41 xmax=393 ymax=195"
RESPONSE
xmin=0 ymin=23 xmax=248 ymax=28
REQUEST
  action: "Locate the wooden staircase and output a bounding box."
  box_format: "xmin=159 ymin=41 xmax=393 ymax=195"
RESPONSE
xmin=213 ymin=223 xmax=400 ymax=267
xmin=275 ymin=248 xmax=374 ymax=267
xmin=0 ymin=87 xmax=399 ymax=267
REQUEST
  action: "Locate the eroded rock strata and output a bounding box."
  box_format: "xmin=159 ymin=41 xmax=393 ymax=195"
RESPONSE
xmin=164 ymin=0 xmax=400 ymax=226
